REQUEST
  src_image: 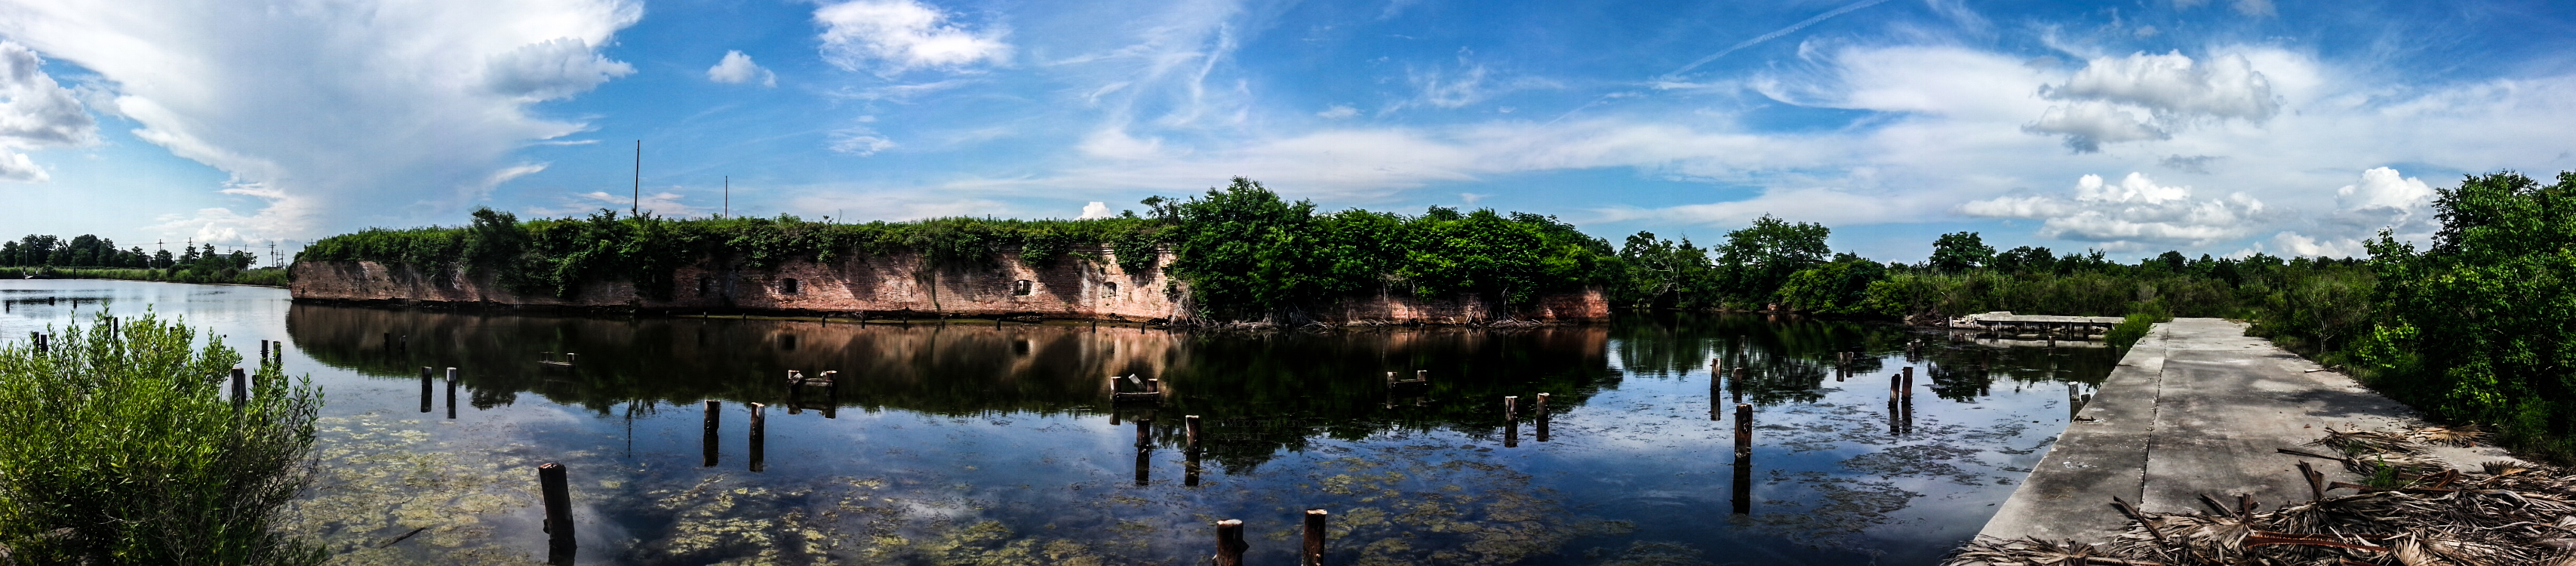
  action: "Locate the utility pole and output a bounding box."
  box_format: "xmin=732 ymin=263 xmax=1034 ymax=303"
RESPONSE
xmin=723 ymin=176 xmax=729 ymax=218
xmin=632 ymin=140 xmax=641 ymax=218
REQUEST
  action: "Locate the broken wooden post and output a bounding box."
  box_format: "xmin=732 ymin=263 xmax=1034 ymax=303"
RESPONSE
xmin=1902 ymin=366 xmax=1914 ymax=398
xmin=1213 ymin=519 xmax=1248 ymax=566
xmin=419 ymin=367 xmax=432 ymax=413
xmin=539 ymin=463 xmax=575 ymax=561
xmin=1730 ymin=367 xmax=1746 ymax=403
xmin=1185 ymin=415 xmax=1203 ymax=448
xmin=231 ymin=368 xmax=247 ymax=408
xmin=1535 ymin=393 xmax=1551 ymax=442
xmin=702 ymin=401 xmax=720 ymax=467
xmin=1303 ymin=509 xmax=1328 ymax=566
xmin=749 ymin=403 xmax=766 ymax=473
xmin=445 ymin=368 xmax=458 ymax=420
xmin=1504 ymin=395 xmax=1520 ymax=448
xmin=1148 ymin=378 xmax=1162 ymax=394
xmin=260 ymin=340 xmax=269 ymax=360
xmin=1733 ymin=404 xmax=1752 ymax=456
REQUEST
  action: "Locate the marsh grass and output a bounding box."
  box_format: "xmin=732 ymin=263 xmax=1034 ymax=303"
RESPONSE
xmin=0 ymin=312 xmax=324 ymax=564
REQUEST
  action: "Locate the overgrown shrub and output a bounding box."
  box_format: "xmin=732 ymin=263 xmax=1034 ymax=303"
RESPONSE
xmin=0 ymin=312 xmax=324 ymax=564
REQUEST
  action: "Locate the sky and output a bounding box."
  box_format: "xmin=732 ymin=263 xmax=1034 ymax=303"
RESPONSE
xmin=0 ymin=0 xmax=2572 ymax=263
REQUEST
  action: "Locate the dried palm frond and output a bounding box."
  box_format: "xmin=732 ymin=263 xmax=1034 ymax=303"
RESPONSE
xmin=1956 ymin=428 xmax=2576 ymax=566
xmin=2310 ymin=429 xmax=2426 ymax=456
xmin=2405 ymin=425 xmax=2488 ymax=448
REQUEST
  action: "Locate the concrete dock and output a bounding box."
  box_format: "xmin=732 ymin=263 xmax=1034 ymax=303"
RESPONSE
xmin=1975 ymin=318 xmax=2522 ymax=543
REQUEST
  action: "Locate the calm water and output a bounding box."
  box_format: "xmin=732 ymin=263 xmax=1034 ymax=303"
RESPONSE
xmin=0 ymin=279 xmax=2116 ymax=565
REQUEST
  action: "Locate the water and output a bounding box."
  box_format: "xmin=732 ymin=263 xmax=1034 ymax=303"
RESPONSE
xmin=0 ymin=279 xmax=2118 ymax=565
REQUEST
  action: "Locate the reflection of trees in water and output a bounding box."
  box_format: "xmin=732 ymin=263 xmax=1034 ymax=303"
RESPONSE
xmin=288 ymin=304 xmax=1615 ymax=473
xmin=1608 ymin=312 xmax=2120 ymax=405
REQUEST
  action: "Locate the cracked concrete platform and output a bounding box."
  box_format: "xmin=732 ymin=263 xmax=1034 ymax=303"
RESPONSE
xmin=1974 ymin=318 xmax=2522 ymax=543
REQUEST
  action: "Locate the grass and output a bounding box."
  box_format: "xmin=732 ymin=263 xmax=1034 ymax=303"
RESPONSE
xmin=0 ymin=312 xmax=324 ymax=564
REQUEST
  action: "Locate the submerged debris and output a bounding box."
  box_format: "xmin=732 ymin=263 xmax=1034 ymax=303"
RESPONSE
xmin=1944 ymin=428 xmax=2576 ymax=566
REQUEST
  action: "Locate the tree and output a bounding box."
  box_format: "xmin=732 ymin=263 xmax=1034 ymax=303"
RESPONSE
xmin=1993 ymin=245 xmax=2055 ymax=273
xmin=1714 ymin=215 xmax=1831 ymax=306
xmin=2359 ymin=170 xmax=2576 ymax=460
xmin=1153 ymin=177 xmax=1334 ymax=321
xmin=1776 ymin=253 xmax=1889 ymax=314
xmin=1927 ymin=232 xmax=1993 ymax=272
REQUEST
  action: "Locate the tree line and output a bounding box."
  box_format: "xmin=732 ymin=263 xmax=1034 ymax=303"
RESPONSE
xmin=2 ymin=235 xmax=259 ymax=271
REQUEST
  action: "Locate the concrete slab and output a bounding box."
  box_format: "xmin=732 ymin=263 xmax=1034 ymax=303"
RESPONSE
xmin=1973 ymin=318 xmax=2522 ymax=544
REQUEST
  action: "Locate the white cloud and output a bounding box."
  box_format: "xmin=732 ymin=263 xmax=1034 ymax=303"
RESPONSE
xmin=484 ymin=37 xmax=635 ymax=101
xmin=2232 ymin=0 xmax=2276 ymax=17
xmin=1316 ymin=105 xmax=1358 ymax=119
xmin=2023 ymin=100 xmax=2168 ymax=152
xmin=705 ymin=50 xmax=776 ymax=86
xmin=1077 ymin=201 xmax=1111 ymax=219
xmin=0 ymin=41 xmax=95 ymax=182
xmin=2335 ymin=166 xmax=2433 ymax=212
xmin=816 ymin=0 xmax=1011 ymax=73
xmin=1961 ymin=173 xmax=2267 ymax=247
xmin=0 ymin=0 xmax=641 ymax=241
xmin=828 ymin=124 xmax=896 ymax=156
xmin=2026 ymin=50 xmax=2279 ymax=151
xmin=2264 ymin=232 xmax=2365 ymax=258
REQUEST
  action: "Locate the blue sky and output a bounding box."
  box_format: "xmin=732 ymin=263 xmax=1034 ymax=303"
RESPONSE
xmin=2 ymin=0 xmax=2573 ymax=262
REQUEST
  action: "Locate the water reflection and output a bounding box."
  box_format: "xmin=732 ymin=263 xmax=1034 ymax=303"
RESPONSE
xmin=2 ymin=281 xmax=2134 ymax=565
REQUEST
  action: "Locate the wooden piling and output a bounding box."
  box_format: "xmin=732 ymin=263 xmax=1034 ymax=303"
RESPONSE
xmin=445 ymin=368 xmax=458 ymax=420
xmin=1731 ymin=440 xmax=1753 ymax=515
xmin=1535 ymin=393 xmax=1551 ymax=442
xmin=1185 ymin=415 xmax=1202 ymax=448
xmin=702 ymin=401 xmax=720 ymax=467
xmin=260 ymin=340 xmax=269 ymax=359
xmin=1503 ymin=395 xmax=1519 ymax=422
xmin=1148 ymin=378 xmax=1162 ymax=394
xmin=1902 ymin=367 xmax=1914 ymax=398
xmin=419 ymin=367 xmax=433 ymax=413
xmin=1302 ymin=509 xmax=1328 ymax=566
xmin=1730 ymin=368 xmax=1746 ymax=403
xmin=231 ymin=368 xmax=247 ymax=407
xmin=539 ymin=463 xmax=576 ymax=558
xmin=1416 ymin=370 xmax=1428 ymax=383
xmin=1213 ymin=519 xmax=1248 ymax=566
xmin=749 ymin=403 xmax=767 ymax=473
xmin=1185 ymin=415 xmax=1203 ymax=488
xmin=1733 ymin=404 xmax=1752 ymax=456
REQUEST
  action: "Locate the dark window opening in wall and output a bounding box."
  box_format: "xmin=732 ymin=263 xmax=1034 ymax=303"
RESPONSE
xmin=782 ymin=335 xmax=798 ymax=351
xmin=781 ymin=278 xmax=801 ymax=294
xmin=1013 ymin=279 xmax=1033 ymax=296
xmin=696 ymin=276 xmax=712 ymax=297
xmin=1103 ymin=281 xmax=1119 ymax=300
xmin=1013 ymin=340 xmax=1031 ymax=355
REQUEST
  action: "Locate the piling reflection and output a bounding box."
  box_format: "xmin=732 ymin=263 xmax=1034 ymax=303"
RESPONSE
xmin=288 ymin=303 xmax=1616 ymax=471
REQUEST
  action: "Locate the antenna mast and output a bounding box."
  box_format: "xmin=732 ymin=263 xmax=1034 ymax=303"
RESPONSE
xmin=723 ymin=176 xmax=729 ymax=218
xmin=631 ymin=140 xmax=641 ymax=218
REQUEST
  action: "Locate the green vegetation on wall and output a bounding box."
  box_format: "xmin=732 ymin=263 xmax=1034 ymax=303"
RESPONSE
xmin=300 ymin=177 xmax=1618 ymax=321
xmin=0 ymin=313 xmax=324 ymax=564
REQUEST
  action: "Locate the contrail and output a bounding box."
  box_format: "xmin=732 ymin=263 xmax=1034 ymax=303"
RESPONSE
xmin=1548 ymin=0 xmax=1896 ymax=125
xmin=1658 ymin=0 xmax=1897 ymax=82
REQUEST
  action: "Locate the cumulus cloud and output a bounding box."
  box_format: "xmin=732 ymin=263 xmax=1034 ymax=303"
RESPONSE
xmin=2023 ymin=100 xmax=2169 ymax=152
xmin=2257 ymin=167 xmax=2440 ymax=257
xmin=0 ymin=41 xmax=96 ymax=182
xmin=816 ymin=0 xmax=1011 ymax=73
xmin=1077 ymin=201 xmax=1111 ymax=219
xmin=2026 ymin=51 xmax=2279 ymax=152
xmin=1961 ymin=172 xmax=2267 ymax=247
xmin=0 ymin=0 xmax=641 ymax=241
xmin=484 ymin=37 xmax=635 ymax=101
xmin=705 ymin=50 xmax=776 ymax=86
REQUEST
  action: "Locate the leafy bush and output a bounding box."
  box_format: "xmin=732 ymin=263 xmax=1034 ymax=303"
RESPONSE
xmin=2356 ymin=171 xmax=2576 ymax=463
xmin=0 ymin=312 xmax=323 ymax=564
xmin=2104 ymin=313 xmax=2160 ymax=349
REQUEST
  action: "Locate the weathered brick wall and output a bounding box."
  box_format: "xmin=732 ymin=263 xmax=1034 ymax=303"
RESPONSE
xmin=290 ymin=247 xmax=1606 ymax=322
